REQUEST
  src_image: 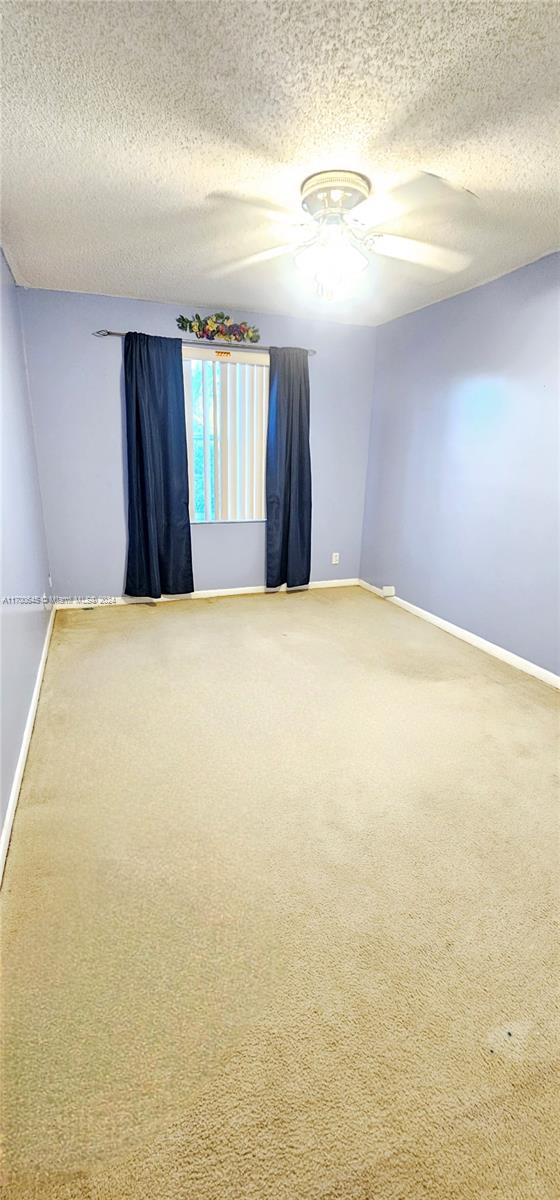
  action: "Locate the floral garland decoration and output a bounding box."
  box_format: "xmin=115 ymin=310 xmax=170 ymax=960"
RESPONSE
xmin=177 ymin=312 xmax=260 ymax=343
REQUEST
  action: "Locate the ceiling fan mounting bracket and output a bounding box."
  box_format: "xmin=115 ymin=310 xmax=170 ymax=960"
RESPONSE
xmin=301 ymin=170 xmax=371 ymax=219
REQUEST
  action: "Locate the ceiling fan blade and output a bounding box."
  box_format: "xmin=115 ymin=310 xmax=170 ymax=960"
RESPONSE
xmin=209 ymin=243 xmax=297 ymax=278
xmin=373 ymin=234 xmax=471 ymax=273
xmin=350 ymin=171 xmax=477 ymax=231
xmin=388 ymin=171 xmax=477 ymax=210
xmin=207 ymin=191 xmax=301 ymax=227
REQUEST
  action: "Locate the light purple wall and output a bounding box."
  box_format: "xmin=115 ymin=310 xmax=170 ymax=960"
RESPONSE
xmin=360 ymin=253 xmax=560 ymax=674
xmin=18 ymin=289 xmax=376 ymax=596
xmin=1 ymin=252 xmax=51 ymax=826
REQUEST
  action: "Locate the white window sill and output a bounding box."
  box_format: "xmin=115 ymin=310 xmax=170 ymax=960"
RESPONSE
xmin=191 ymin=519 xmax=266 ymax=526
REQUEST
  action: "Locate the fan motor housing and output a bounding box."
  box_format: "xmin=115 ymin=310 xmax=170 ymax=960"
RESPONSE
xmin=301 ymin=170 xmax=371 ymax=219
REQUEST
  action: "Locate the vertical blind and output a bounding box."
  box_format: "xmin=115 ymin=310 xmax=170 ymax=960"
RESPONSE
xmin=183 ymin=348 xmax=269 ymax=522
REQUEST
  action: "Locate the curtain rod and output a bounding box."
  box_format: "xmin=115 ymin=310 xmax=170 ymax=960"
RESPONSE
xmin=93 ymin=330 xmax=316 ymax=356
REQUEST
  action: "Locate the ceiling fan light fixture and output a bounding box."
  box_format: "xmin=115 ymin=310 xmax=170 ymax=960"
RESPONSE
xmin=209 ymin=168 xmax=472 ymax=289
xmin=295 ymin=224 xmax=369 ymax=299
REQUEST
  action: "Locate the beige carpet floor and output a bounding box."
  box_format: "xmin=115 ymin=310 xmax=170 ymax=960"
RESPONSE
xmin=1 ymin=587 xmax=558 ymax=1199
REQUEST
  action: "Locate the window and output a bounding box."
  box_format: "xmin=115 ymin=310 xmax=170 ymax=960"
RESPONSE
xmin=183 ymin=346 xmax=269 ymax=523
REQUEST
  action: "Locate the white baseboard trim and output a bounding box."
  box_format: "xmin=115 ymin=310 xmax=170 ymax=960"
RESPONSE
xmin=0 ymin=605 xmax=56 ymax=885
xmin=308 ymin=578 xmax=360 ymax=590
xmin=357 ymin=579 xmax=385 ymax=598
xmin=56 ymin=579 xmax=361 ymax=607
xmin=359 ymin=581 xmax=560 ymax=689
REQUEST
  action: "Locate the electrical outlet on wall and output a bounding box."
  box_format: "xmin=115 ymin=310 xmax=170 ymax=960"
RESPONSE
xmin=331 ymin=552 xmax=340 ymax=565
xmin=382 ymin=585 xmax=395 ymax=597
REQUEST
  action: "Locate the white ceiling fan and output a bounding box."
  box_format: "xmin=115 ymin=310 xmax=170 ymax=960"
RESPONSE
xmin=209 ymin=170 xmax=475 ymax=298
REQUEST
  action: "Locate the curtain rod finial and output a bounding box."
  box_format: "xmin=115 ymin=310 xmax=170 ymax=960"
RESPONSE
xmin=93 ymin=329 xmax=110 ymax=337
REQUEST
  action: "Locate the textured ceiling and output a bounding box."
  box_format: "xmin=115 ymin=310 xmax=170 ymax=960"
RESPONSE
xmin=2 ymin=1 xmax=559 ymax=325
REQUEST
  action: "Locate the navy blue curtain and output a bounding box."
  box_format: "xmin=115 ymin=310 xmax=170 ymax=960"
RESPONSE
xmin=266 ymin=347 xmax=312 ymax=589
xmin=124 ymin=332 xmax=194 ymax=598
